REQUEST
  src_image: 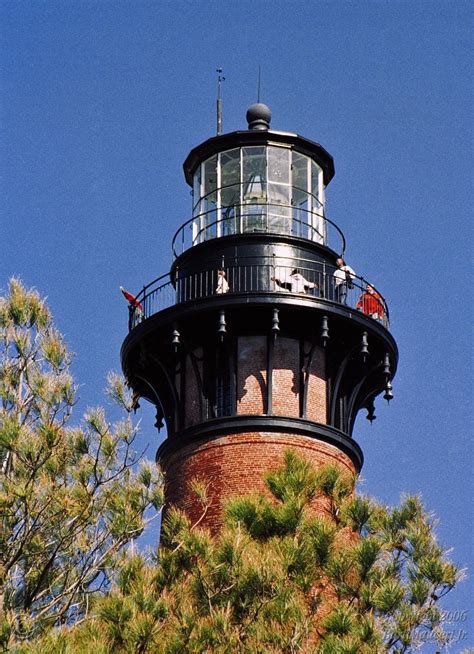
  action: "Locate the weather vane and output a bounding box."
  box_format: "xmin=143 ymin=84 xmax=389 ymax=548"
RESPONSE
xmin=216 ymin=67 xmax=225 ymax=135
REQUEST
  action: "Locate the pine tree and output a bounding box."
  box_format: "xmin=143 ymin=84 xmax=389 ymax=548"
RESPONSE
xmin=21 ymin=452 xmax=460 ymax=653
xmin=0 ymin=279 xmax=163 ymax=649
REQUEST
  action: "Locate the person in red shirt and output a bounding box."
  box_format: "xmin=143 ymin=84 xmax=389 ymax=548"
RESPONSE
xmin=356 ymin=284 xmax=385 ymax=320
xmin=120 ymin=286 xmax=144 ymax=329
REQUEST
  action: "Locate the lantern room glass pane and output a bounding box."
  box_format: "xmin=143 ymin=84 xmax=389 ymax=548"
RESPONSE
xmin=311 ymin=161 xmax=322 ymax=210
xmin=242 ymin=147 xmax=266 ymax=199
xmin=202 ymin=155 xmax=217 ymax=239
xmin=193 ymin=165 xmax=202 ymax=212
xmin=268 ymin=147 xmax=290 ymax=184
xmin=220 ymin=149 xmax=241 ymax=236
xmin=311 ymin=161 xmax=324 ymax=243
xmin=192 ymin=164 xmax=202 ymax=243
xmin=220 ymin=149 xmax=240 ymax=207
xmin=241 ymin=147 xmax=266 ymax=232
xmin=292 ymin=152 xmax=308 ymax=199
xmin=268 ymin=183 xmax=291 ymax=233
xmin=203 ymin=156 xmax=217 ymax=198
xmin=268 ymin=182 xmax=290 ymax=204
xmin=292 ymin=153 xmax=310 ymax=238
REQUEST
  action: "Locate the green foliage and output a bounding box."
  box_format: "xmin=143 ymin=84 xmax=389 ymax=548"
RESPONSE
xmin=0 ymin=279 xmax=163 ymax=650
xmin=21 ymin=448 xmax=461 ymax=653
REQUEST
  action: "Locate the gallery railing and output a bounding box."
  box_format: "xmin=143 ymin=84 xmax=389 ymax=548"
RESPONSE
xmin=128 ymin=258 xmax=390 ymax=331
xmin=172 ymin=199 xmax=346 ymax=257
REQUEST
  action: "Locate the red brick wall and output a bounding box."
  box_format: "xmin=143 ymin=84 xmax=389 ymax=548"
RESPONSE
xmin=306 ymin=345 xmax=327 ymax=422
xmin=272 ymin=337 xmax=300 ymax=417
xmin=160 ymin=432 xmax=356 ymax=535
xmin=234 ymin=336 xmax=327 ymax=421
xmin=236 ymin=336 xmax=267 ymax=414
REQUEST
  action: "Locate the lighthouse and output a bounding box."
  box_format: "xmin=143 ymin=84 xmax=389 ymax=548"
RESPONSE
xmin=121 ymin=103 xmax=398 ymax=534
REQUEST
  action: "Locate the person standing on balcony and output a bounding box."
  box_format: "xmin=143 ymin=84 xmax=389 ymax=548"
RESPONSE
xmin=356 ymin=284 xmax=385 ymax=321
xmin=215 ymin=269 xmax=229 ymax=294
xmin=120 ymin=286 xmax=144 ymax=330
xmin=272 ymin=268 xmax=318 ymax=294
xmin=333 ymin=258 xmax=356 ymax=305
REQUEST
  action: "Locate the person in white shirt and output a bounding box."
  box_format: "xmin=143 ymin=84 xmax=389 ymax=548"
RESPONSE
xmin=333 ymin=258 xmax=356 ymax=305
xmin=272 ymin=268 xmax=318 ymax=294
xmin=215 ymin=269 xmax=229 ymax=294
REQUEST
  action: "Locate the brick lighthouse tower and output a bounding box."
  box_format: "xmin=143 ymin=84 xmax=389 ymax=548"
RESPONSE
xmin=121 ymin=103 xmax=398 ymax=533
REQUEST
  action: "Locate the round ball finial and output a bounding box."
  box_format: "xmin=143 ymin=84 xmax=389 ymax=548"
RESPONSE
xmin=246 ymin=103 xmax=272 ymax=130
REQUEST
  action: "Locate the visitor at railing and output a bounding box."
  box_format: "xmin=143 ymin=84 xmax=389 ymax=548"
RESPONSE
xmin=271 ymin=268 xmax=319 ymax=294
xmin=120 ymin=286 xmax=144 ymax=330
xmin=125 ymin=258 xmax=390 ymax=331
xmin=215 ymin=269 xmax=229 ymax=294
xmin=356 ymin=284 xmax=385 ymax=322
xmin=332 ymin=257 xmax=356 ymax=305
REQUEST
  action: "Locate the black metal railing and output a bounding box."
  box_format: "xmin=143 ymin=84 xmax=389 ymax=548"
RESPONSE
xmin=172 ymin=202 xmax=345 ymax=258
xmin=128 ymin=258 xmax=390 ymax=331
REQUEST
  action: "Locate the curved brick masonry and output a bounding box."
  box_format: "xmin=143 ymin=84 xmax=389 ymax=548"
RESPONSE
xmin=236 ymin=335 xmax=326 ymax=420
xmin=159 ymin=431 xmax=356 ymax=535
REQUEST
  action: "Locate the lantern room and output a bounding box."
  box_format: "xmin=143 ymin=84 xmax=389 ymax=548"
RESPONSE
xmin=181 ymin=103 xmax=336 ymax=252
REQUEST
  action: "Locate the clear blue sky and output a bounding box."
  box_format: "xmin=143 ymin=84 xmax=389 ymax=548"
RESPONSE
xmin=1 ymin=1 xmax=472 ymax=649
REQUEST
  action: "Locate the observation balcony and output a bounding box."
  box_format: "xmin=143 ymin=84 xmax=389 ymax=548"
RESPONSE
xmin=127 ymin=256 xmax=390 ymax=332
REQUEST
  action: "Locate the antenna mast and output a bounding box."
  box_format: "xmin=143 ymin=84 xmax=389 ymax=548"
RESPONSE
xmin=257 ymin=65 xmax=261 ymax=102
xmin=216 ymin=67 xmax=225 ymax=135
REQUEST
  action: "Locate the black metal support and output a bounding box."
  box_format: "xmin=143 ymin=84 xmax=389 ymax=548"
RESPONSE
xmin=361 ymin=331 xmax=369 ymax=361
xmin=134 ymin=373 xmax=168 ymax=432
xmin=172 ymin=323 xmax=181 ymax=351
xmin=383 ymin=380 xmax=394 ymax=403
xmin=366 ymin=401 xmax=376 ymax=423
xmin=329 ymin=345 xmax=357 ymax=427
xmin=180 ymin=339 xmax=205 ymax=423
xmin=271 ymin=307 xmax=280 ymax=335
xmin=321 ymin=315 xmax=329 ymax=346
xmin=266 ymin=332 xmax=274 ymax=415
xmin=345 ymin=360 xmax=383 ymax=434
xmin=301 ymin=339 xmax=318 ymax=419
xmin=147 ymin=353 xmax=180 ymax=431
xmin=178 ymin=352 xmax=186 ymax=429
xmin=218 ymin=310 xmax=227 ymax=340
